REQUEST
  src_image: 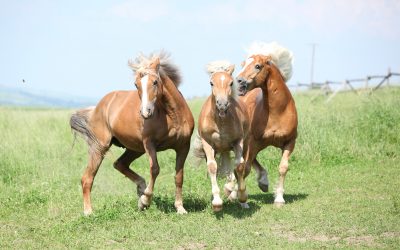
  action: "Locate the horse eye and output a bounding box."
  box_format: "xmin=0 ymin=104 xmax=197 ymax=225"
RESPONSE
xmin=255 ymin=64 xmax=261 ymax=70
xmin=210 ymin=81 xmax=213 ymax=86
xmin=153 ymin=80 xmax=158 ymax=86
xmin=229 ymin=81 xmax=233 ymax=86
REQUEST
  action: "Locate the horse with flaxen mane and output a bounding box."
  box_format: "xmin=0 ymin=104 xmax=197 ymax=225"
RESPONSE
xmin=236 ymin=42 xmax=298 ymax=206
xmin=70 ymin=52 xmax=194 ymax=215
xmin=193 ymin=61 xmax=250 ymax=211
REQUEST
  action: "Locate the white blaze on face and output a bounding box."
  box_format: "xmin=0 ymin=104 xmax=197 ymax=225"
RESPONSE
xmin=238 ymin=57 xmax=254 ymax=75
xmin=220 ymin=75 xmax=226 ymax=87
xmin=140 ymin=75 xmax=149 ymax=113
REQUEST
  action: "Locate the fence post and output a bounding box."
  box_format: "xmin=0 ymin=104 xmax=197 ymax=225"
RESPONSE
xmin=387 ymin=68 xmax=391 ymax=86
xmin=365 ymin=76 xmax=369 ymax=89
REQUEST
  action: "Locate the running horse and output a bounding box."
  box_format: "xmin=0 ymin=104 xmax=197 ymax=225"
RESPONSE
xmin=70 ymin=52 xmax=194 ymax=215
xmin=193 ymin=61 xmax=250 ymax=211
xmin=236 ymin=42 xmax=298 ymax=206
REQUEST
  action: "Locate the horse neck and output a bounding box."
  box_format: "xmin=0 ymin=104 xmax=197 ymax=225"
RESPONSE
xmin=261 ymin=65 xmax=292 ymax=114
xmin=160 ymin=75 xmax=187 ymax=123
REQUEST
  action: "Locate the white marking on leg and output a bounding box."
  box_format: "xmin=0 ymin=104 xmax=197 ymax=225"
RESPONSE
xmin=274 ymin=187 xmax=285 ymax=203
xmin=141 ymin=75 xmax=149 ymax=115
xmin=235 ymin=157 xmax=244 ymax=165
xmin=207 ymin=160 xmax=217 ymax=166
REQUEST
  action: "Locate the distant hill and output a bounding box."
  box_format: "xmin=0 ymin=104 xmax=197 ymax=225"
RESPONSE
xmin=0 ymin=85 xmax=97 ymax=108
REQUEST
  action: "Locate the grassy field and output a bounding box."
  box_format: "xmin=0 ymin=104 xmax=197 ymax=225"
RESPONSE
xmin=1 ymin=88 xmax=399 ymax=249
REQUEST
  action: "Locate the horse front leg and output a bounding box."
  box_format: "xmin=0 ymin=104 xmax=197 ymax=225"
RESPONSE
xmin=233 ymin=139 xmax=249 ymax=208
xmin=274 ymin=139 xmax=295 ymax=206
xmin=201 ymin=138 xmax=223 ymax=212
xmin=174 ymin=143 xmax=190 ymax=214
xmin=138 ymin=140 xmax=160 ymax=211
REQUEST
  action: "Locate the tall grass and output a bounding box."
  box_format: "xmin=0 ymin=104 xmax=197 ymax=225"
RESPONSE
xmin=0 ymin=88 xmax=399 ymax=249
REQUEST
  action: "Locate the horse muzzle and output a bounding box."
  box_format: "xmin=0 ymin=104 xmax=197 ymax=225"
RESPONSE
xmin=140 ymin=107 xmax=154 ymax=119
xmin=216 ymin=100 xmax=229 ymax=118
xmin=236 ymin=77 xmax=248 ymax=96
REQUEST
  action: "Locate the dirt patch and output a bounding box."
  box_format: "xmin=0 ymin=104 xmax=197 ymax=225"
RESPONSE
xmin=344 ymin=235 xmax=382 ymax=248
xmin=176 ymin=242 xmax=207 ymax=250
xmin=271 ymin=225 xmax=339 ymax=243
xmin=381 ymin=232 xmax=400 ymax=238
xmin=270 ymin=225 xmax=393 ymax=247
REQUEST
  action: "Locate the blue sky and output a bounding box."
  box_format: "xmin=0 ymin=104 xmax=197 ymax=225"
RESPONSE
xmin=1 ymin=0 xmax=399 ymax=100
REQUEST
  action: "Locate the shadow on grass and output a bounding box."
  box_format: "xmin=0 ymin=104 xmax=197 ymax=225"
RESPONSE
xmin=153 ymin=194 xmax=208 ymax=214
xmin=248 ymin=192 xmax=309 ymax=204
xmin=211 ymin=200 xmax=261 ymax=220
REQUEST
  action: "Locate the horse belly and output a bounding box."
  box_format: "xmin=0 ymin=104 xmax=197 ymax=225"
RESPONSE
xmin=114 ymin=134 xmax=145 ymax=152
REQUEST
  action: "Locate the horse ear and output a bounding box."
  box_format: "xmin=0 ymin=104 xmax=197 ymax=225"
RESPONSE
xmin=262 ymin=55 xmax=273 ymax=66
xmin=128 ymin=60 xmax=137 ymax=72
xmin=226 ymin=64 xmax=235 ymax=75
xmin=151 ymin=57 xmax=161 ymax=72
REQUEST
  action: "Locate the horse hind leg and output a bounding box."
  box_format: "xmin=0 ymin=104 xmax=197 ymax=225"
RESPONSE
xmin=220 ymin=152 xmax=237 ymax=201
xmin=81 ymin=148 xmax=107 ymax=216
xmin=274 ymin=140 xmax=295 ymax=207
xmin=253 ymin=158 xmax=269 ymax=192
xmin=174 ymin=143 xmax=191 ymax=214
xmin=113 ymin=149 xmax=146 ymax=197
xmin=224 ymin=172 xmax=238 ymax=201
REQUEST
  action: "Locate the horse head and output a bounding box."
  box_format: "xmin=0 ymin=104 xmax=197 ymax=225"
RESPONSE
xmin=236 ymin=55 xmax=273 ymax=96
xmin=131 ymin=57 xmax=163 ymax=119
xmin=206 ymin=61 xmax=236 ymax=118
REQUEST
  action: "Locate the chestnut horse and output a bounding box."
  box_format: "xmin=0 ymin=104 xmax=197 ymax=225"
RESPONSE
xmin=236 ymin=42 xmax=298 ymax=206
xmin=193 ymin=61 xmax=250 ymax=211
xmin=70 ymin=52 xmax=194 ymax=215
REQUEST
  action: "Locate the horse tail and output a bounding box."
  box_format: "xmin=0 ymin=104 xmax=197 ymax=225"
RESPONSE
xmin=192 ymin=133 xmax=206 ymax=159
xmin=70 ymin=106 xmax=101 ymax=154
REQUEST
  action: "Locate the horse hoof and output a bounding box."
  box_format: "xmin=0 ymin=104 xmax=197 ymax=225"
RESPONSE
xmin=258 ymin=183 xmax=269 ymax=193
xmin=224 ymin=183 xmax=234 ymax=197
xmin=224 ymin=187 xmax=232 ymax=197
xmin=176 ymin=206 xmax=188 ymax=214
xmin=83 ymin=208 xmax=93 ymax=216
xmin=138 ymin=195 xmax=150 ymax=211
xmin=212 ymin=204 xmax=223 ymax=212
xmin=228 ymin=190 xmax=238 ymax=201
xmin=136 ymin=182 xmax=146 ymax=197
xmin=212 ymin=197 xmax=223 ymax=212
xmin=274 ymin=202 xmax=285 ymax=208
xmin=240 ymin=202 xmax=250 ymax=209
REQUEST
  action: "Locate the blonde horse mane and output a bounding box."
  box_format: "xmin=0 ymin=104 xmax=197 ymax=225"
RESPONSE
xmin=246 ymin=41 xmax=294 ymax=82
xmin=128 ymin=50 xmax=182 ymax=87
xmin=206 ymin=60 xmax=238 ymax=98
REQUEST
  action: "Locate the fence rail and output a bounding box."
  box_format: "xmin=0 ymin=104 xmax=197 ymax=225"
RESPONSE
xmin=289 ymin=68 xmax=400 ymax=102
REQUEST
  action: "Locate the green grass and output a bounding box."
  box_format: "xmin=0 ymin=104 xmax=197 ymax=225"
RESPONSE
xmin=1 ymin=88 xmax=399 ymax=249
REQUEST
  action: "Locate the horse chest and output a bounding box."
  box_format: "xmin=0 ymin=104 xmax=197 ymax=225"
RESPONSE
xmin=207 ymin=132 xmax=233 ymax=150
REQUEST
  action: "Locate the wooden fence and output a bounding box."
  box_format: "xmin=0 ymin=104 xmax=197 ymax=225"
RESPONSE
xmin=291 ymin=68 xmax=400 ymax=102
